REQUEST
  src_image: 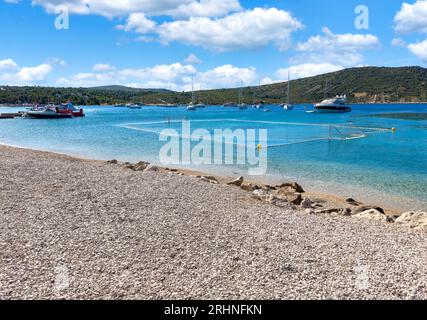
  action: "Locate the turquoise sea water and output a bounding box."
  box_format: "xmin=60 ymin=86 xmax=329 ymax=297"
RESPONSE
xmin=0 ymin=104 xmax=426 ymax=210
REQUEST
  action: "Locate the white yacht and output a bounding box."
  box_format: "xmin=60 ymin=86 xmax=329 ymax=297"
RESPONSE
xmin=314 ymin=95 xmax=352 ymax=113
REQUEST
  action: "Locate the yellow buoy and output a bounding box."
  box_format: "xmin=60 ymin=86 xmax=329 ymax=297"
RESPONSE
xmin=391 ymin=127 xmax=396 ymax=133
xmin=257 ymin=144 xmax=262 ymax=151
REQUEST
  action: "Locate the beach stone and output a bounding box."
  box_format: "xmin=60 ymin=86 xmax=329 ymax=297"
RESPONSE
xmin=204 ymin=176 xmax=219 ymax=183
xmin=241 ymin=183 xmax=258 ymax=192
xmin=279 ymin=182 xmax=305 ymax=193
xmin=315 ymin=208 xmax=347 ymax=215
xmin=124 ymin=164 xmax=135 ymax=170
xmin=354 ymin=209 xmax=387 ymax=222
xmin=134 ymin=161 xmax=150 ymax=171
xmin=267 ymin=194 xmax=288 ymax=207
xmin=395 ymin=211 xmax=427 ymax=230
xmin=227 ymin=176 xmax=244 ymax=187
xmin=144 ymin=164 xmax=159 ymax=172
xmin=252 ymin=189 xmax=270 ymax=201
xmin=200 ymin=176 xmax=219 ymax=184
xmin=287 ymin=193 xmax=303 ymax=206
xmin=300 ymin=198 xmax=313 ymax=209
xmin=305 ymin=208 xmax=315 ymax=214
xmin=346 ymin=198 xmax=362 ymax=206
xmin=352 ymin=205 xmax=385 ymax=215
xmin=107 ymin=159 xmax=118 ymax=164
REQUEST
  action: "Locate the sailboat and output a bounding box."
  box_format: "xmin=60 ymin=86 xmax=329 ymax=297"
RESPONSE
xmin=252 ymin=83 xmax=263 ymax=108
xmin=187 ymin=76 xmax=197 ymax=111
xmin=238 ymin=84 xmax=247 ymax=109
xmin=282 ymin=68 xmax=294 ymax=110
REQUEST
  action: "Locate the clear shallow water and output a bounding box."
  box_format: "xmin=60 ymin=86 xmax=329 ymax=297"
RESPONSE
xmin=1 ymin=104 xmax=426 ymax=210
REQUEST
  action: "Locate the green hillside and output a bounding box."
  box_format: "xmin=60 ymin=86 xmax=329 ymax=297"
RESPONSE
xmin=1 ymin=66 xmax=426 ymax=105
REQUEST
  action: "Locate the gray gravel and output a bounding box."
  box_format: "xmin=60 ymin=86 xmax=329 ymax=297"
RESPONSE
xmin=0 ymin=145 xmax=426 ymax=300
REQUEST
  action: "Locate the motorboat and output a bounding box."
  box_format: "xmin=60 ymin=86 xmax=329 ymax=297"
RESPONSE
xmin=314 ymin=95 xmax=352 ymax=113
xmin=26 ymin=106 xmax=72 ymax=119
xmin=57 ymin=102 xmax=85 ymax=117
xmin=187 ymin=103 xmax=197 ymax=111
xmin=282 ymin=103 xmax=294 ymax=110
xmin=126 ymin=103 xmax=142 ymax=109
xmin=26 ymin=102 xmax=85 ymax=118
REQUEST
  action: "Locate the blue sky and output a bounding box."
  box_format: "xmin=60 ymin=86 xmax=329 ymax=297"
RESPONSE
xmin=1 ymin=0 xmax=427 ymax=90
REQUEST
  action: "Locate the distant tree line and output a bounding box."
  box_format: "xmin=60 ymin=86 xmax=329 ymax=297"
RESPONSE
xmin=1 ymin=66 xmax=426 ymax=105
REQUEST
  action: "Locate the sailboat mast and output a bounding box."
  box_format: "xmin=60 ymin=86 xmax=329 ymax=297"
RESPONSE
xmin=191 ymin=75 xmax=195 ymax=105
xmin=324 ymin=79 xmax=328 ymax=99
xmin=287 ymin=68 xmax=291 ymax=105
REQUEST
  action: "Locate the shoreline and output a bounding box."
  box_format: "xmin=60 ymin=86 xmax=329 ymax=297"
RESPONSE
xmin=0 ymin=142 xmax=425 ymax=216
xmin=0 ymin=142 xmax=419 ymax=216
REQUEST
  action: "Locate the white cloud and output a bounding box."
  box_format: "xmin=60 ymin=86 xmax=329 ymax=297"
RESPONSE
xmin=296 ymin=27 xmax=380 ymax=52
xmin=55 ymin=62 xmax=257 ymax=90
xmin=168 ymin=0 xmax=241 ymax=18
xmin=391 ymin=38 xmax=407 ymax=47
xmin=0 ymin=59 xmax=54 ymax=85
xmin=93 ymin=63 xmax=116 ymax=71
xmin=15 ymin=64 xmax=53 ymax=82
xmin=407 ymin=39 xmax=427 ymax=62
xmin=259 ymin=77 xmax=278 ymax=85
xmin=292 ymin=27 xmax=380 ymax=68
xmin=31 ymin=0 xmax=241 ymax=18
xmin=156 ymin=8 xmax=302 ymax=52
xmin=185 ymin=54 xmax=202 ymax=65
xmin=119 ymin=63 xmax=196 ymax=81
xmin=0 ymin=58 xmax=18 ymax=70
xmin=46 ymin=57 xmax=67 ymax=67
xmin=276 ymin=63 xmax=344 ymax=80
xmin=394 ymin=0 xmax=427 ymax=34
xmin=117 ymin=13 xmax=156 ymax=34
xmin=196 ymin=64 xmax=256 ymax=89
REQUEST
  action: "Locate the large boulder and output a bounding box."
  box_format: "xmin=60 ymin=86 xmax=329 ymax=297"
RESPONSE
xmin=395 ymin=211 xmax=427 ymax=230
xmin=227 ymin=176 xmax=244 ymax=187
xmin=354 ymin=209 xmax=387 ymax=222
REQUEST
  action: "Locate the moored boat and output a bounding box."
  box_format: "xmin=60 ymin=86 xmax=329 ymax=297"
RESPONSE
xmin=27 ymin=107 xmax=72 ymax=119
xmin=314 ymin=95 xmax=352 ymax=113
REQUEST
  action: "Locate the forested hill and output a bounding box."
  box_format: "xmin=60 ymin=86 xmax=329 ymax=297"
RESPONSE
xmin=1 ymin=66 xmax=426 ymax=105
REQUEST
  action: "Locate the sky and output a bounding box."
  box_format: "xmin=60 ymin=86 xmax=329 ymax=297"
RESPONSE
xmin=0 ymin=0 xmax=427 ymax=91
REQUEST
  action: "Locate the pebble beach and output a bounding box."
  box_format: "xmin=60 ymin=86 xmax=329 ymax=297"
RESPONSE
xmin=0 ymin=144 xmax=426 ymax=300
